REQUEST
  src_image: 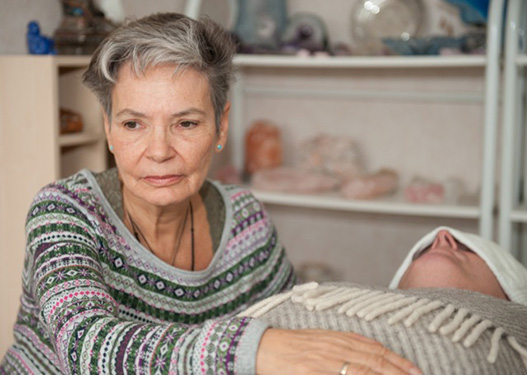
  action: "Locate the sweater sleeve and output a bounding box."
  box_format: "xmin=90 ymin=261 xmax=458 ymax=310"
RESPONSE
xmin=27 ymin=185 xmax=269 ymax=375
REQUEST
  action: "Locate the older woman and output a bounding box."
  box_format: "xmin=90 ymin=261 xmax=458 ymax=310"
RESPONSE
xmin=0 ymin=13 xmax=420 ymax=375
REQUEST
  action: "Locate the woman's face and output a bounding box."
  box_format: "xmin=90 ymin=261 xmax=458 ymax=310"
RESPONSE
xmin=398 ymin=230 xmax=508 ymax=300
xmin=104 ymin=63 xmax=229 ymax=208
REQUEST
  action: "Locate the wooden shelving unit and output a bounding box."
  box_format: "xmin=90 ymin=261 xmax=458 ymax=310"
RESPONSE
xmin=0 ymin=55 xmax=107 ymax=355
xmin=227 ymin=0 xmax=505 ymax=239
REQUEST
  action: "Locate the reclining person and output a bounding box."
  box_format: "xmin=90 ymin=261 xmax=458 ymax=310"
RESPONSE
xmin=240 ymin=227 xmax=527 ymax=375
xmin=389 ymin=226 xmax=527 ymax=305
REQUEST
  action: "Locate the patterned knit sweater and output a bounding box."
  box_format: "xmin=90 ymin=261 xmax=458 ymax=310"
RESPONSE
xmin=0 ymin=169 xmax=295 ymax=375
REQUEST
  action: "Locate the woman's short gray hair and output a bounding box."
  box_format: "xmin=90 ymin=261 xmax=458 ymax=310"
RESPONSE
xmin=82 ymin=12 xmax=236 ymax=131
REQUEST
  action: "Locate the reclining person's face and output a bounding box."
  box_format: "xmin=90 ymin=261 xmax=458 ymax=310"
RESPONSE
xmin=398 ymin=230 xmax=509 ymax=300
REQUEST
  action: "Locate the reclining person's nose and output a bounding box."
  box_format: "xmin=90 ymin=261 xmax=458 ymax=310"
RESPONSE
xmin=432 ymin=230 xmax=458 ymax=249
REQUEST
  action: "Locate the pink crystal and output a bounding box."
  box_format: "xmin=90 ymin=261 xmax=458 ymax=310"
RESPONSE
xmin=244 ymin=120 xmax=283 ymax=175
xmin=299 ymin=134 xmax=364 ymax=181
xmin=340 ymin=169 xmax=399 ymax=200
xmin=404 ymin=178 xmax=444 ymax=204
xmin=251 ymin=167 xmax=339 ymax=194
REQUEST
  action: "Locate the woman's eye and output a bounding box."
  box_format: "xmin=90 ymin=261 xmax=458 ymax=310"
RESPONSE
xmin=123 ymin=121 xmax=140 ymax=130
xmin=180 ymin=121 xmax=198 ymax=129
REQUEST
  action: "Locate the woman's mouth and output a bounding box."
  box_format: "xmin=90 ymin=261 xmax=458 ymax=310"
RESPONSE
xmin=143 ymin=175 xmax=183 ymax=186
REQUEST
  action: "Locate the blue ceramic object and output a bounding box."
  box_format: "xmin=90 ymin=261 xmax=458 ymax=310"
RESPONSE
xmin=383 ymin=32 xmax=485 ymax=55
xmin=27 ymin=21 xmax=57 ymax=55
xmin=383 ymin=36 xmax=465 ymax=55
xmin=232 ymin=0 xmax=288 ymax=52
xmin=443 ymin=0 xmax=489 ymax=25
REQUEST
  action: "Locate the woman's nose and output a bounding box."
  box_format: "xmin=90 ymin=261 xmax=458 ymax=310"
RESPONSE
xmin=431 ymin=230 xmax=458 ymax=249
xmin=145 ymin=129 xmax=175 ymax=162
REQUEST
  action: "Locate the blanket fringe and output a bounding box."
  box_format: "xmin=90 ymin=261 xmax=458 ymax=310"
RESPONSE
xmin=464 ymin=319 xmax=493 ymax=347
xmin=338 ymin=290 xmax=383 ymax=316
xmin=238 ymin=290 xmax=294 ymax=318
xmin=507 ymin=336 xmax=527 ymax=370
xmin=357 ymin=294 xmax=406 ymax=319
xmin=388 ymin=298 xmax=431 ymax=325
xmin=240 ymin=283 xmax=527 ymax=369
xmin=452 ymin=314 xmax=481 ymax=343
xmin=488 ymin=327 xmax=504 ymax=363
xmin=439 ymin=308 xmax=469 ymax=335
xmin=364 ymin=295 xmax=418 ymax=321
xmin=428 ymin=304 xmax=455 ymax=332
xmin=404 ymin=300 xmax=443 ymax=327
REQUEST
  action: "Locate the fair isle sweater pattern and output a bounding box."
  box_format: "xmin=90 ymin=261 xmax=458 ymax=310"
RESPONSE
xmin=1 ymin=170 xmax=295 ymax=375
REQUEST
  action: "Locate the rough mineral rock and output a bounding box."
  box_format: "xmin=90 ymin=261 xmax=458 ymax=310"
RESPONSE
xmin=404 ymin=177 xmax=465 ymax=204
xmin=340 ymin=169 xmax=399 ymax=200
xmin=404 ymin=177 xmax=445 ymax=204
xmin=251 ymin=167 xmax=340 ymax=194
xmin=299 ymin=134 xmax=364 ymax=181
xmin=244 ymin=120 xmax=283 ymax=175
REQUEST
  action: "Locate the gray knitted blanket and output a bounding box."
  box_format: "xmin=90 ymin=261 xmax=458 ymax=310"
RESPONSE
xmin=240 ymin=282 xmax=527 ymax=375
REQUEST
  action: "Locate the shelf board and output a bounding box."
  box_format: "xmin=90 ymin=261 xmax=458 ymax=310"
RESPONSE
xmin=54 ymin=55 xmax=92 ymax=68
xmin=233 ymin=54 xmax=487 ymax=69
xmin=7 ymin=54 xmax=487 ymax=69
xmin=49 ymin=54 xmax=488 ymax=69
xmin=252 ymin=189 xmax=480 ymax=219
xmin=59 ymin=131 xmax=103 ymax=147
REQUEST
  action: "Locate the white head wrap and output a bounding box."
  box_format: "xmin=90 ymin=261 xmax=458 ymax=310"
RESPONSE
xmin=389 ymin=226 xmax=527 ymax=306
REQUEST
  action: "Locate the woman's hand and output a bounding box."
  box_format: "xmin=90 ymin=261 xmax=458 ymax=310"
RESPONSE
xmin=256 ymin=328 xmax=422 ymax=375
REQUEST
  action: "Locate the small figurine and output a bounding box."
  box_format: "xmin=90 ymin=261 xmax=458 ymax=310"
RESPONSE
xmin=281 ymin=13 xmax=329 ymax=54
xmin=27 ymin=21 xmax=57 ymax=55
